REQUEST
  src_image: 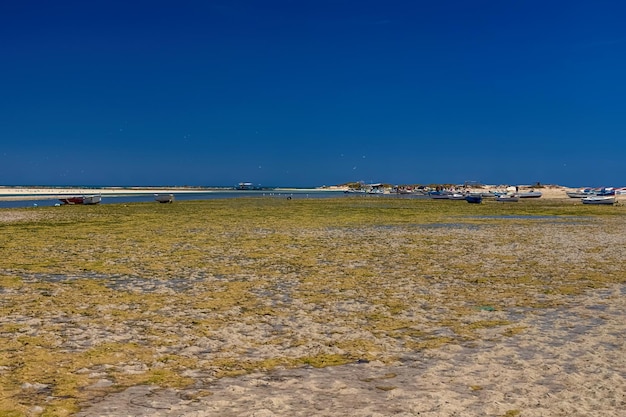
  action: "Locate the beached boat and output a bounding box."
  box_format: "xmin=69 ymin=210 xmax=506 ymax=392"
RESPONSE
xmin=428 ymin=191 xmax=453 ymax=199
xmin=581 ymin=196 xmax=615 ymax=205
xmin=59 ymin=196 xmax=84 ymax=205
xmin=59 ymin=195 xmax=101 ymax=205
xmin=567 ymin=189 xmax=594 ymax=198
xmin=596 ymin=188 xmax=615 ymax=196
xmin=155 ymin=194 xmax=175 ymax=203
xmin=449 ymin=193 xmax=466 ymax=200
xmin=495 ymin=194 xmax=519 ymax=202
xmin=518 ymin=191 xmax=542 ymax=198
xmin=465 ymin=194 xmax=483 ymax=204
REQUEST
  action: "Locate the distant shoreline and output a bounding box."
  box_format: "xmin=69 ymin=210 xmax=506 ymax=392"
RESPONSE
xmin=0 ymin=184 xmax=620 ymax=202
xmin=0 ymin=186 xmax=344 ymax=201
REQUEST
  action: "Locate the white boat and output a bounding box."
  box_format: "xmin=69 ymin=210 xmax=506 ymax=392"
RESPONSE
xmin=495 ymin=194 xmax=519 ymax=202
xmin=83 ymin=195 xmax=102 ymax=205
xmin=518 ymin=191 xmax=542 ymax=198
xmin=367 ymin=188 xmax=386 ymax=195
xmin=581 ymin=196 xmax=615 ymax=205
xmin=155 ymin=194 xmax=174 ymax=203
xmin=449 ymin=193 xmax=466 ymax=200
xmin=567 ymin=188 xmax=594 ymax=198
xmin=428 ymin=191 xmax=454 ymax=199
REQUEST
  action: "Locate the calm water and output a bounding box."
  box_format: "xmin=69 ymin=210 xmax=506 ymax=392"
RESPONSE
xmin=0 ymin=190 xmax=353 ymax=209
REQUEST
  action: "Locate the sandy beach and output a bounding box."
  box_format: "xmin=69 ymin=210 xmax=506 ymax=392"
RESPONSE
xmin=0 ymin=186 xmax=224 ymax=201
xmin=1 ymin=195 xmax=625 ymax=416
xmin=76 ymin=284 xmax=626 ymax=417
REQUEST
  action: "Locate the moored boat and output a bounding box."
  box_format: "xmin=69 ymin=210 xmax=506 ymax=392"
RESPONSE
xmin=82 ymin=195 xmax=102 ymax=205
xmin=155 ymin=194 xmax=175 ymax=203
xmin=59 ymin=195 xmax=101 ymax=205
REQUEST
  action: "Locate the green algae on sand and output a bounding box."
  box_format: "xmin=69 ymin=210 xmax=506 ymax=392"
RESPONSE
xmin=1 ymin=197 xmax=625 ymax=415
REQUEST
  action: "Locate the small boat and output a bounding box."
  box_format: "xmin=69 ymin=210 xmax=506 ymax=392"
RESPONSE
xmin=518 ymin=191 xmax=542 ymax=198
xmin=581 ymin=196 xmax=615 ymax=205
xmin=155 ymin=194 xmax=174 ymax=203
xmin=237 ymin=182 xmax=263 ymax=190
xmin=495 ymin=194 xmax=519 ymax=202
xmin=367 ymin=188 xmax=386 ymax=195
xmin=567 ymin=189 xmax=594 ymax=198
xmin=428 ymin=191 xmax=453 ymax=199
xmin=465 ymin=194 xmax=483 ymax=204
xmin=82 ymin=195 xmax=102 ymax=205
xmin=59 ymin=196 xmax=84 ymax=205
xmin=449 ymin=193 xmax=466 ymax=200
xmin=596 ymin=187 xmax=615 ymax=196
xmin=59 ymin=195 xmax=101 ymax=205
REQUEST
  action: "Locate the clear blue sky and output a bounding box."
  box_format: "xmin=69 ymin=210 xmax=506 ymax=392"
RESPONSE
xmin=1 ymin=0 xmax=625 ymax=187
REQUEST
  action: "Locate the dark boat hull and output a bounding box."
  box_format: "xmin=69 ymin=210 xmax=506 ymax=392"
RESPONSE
xmin=59 ymin=196 xmax=84 ymax=205
xmin=59 ymin=195 xmax=101 ymax=205
xmin=465 ymin=195 xmax=483 ymax=204
xmin=155 ymin=194 xmax=175 ymax=203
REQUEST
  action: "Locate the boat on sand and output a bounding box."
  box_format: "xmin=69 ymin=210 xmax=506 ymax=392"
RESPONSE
xmin=465 ymin=194 xmax=483 ymax=204
xmin=567 ymin=188 xmax=594 ymax=198
xmin=518 ymin=191 xmax=542 ymax=198
xmin=581 ymin=196 xmax=615 ymax=205
xmin=495 ymin=194 xmax=519 ymax=202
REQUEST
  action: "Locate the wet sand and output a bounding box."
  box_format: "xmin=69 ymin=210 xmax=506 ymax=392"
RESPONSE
xmin=76 ymin=285 xmax=625 ymax=417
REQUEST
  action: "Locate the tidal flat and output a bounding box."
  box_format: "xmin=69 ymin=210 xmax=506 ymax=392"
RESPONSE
xmin=1 ymin=198 xmax=625 ymax=416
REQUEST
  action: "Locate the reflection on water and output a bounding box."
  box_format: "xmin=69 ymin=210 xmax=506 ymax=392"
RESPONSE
xmin=420 ymin=223 xmax=484 ymax=230
xmin=467 ymin=215 xmax=592 ymax=222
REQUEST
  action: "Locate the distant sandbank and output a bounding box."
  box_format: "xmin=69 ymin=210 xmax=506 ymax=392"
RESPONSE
xmin=0 ymin=184 xmax=590 ymax=202
xmin=0 ymin=186 xmax=341 ymax=202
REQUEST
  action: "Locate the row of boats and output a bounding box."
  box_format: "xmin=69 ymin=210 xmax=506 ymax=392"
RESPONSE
xmin=59 ymin=194 xmax=175 ymax=205
xmin=566 ymin=187 xmax=619 ymax=205
xmin=57 ymin=188 xmax=620 ymax=206
xmin=349 ymin=184 xmax=622 ymax=206
xmin=431 ymin=188 xmax=619 ymax=205
xmin=428 ymin=189 xmax=542 ymax=204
